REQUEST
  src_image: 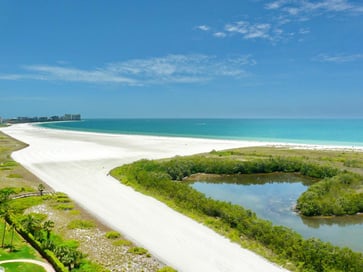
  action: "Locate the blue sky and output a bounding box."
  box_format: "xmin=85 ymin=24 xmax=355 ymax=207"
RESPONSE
xmin=0 ymin=0 xmax=362 ymax=118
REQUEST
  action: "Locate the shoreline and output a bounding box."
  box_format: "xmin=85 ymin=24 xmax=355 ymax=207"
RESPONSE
xmin=34 ymin=122 xmax=363 ymax=152
xmin=37 ymin=119 xmax=363 ymax=150
xmin=1 ymin=123 xmax=361 ymax=271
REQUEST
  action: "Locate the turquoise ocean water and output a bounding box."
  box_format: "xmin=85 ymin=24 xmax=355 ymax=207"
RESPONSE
xmin=39 ymin=119 xmax=363 ymax=146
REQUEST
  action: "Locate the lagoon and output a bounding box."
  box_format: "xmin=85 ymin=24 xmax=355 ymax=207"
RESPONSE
xmin=190 ymin=173 xmax=363 ymax=252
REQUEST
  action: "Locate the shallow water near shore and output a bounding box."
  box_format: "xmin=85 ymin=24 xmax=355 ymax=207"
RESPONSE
xmin=190 ymin=173 xmax=363 ymax=252
xmin=39 ymin=118 xmax=363 ymax=147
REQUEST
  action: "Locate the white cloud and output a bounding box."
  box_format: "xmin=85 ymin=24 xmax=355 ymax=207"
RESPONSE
xmin=0 ymin=74 xmax=27 ymax=80
xmin=314 ymin=53 xmax=363 ymax=62
xmin=299 ymin=28 xmax=310 ymax=34
xmin=213 ymin=32 xmax=227 ymax=38
xmin=108 ymin=54 xmax=255 ymax=82
xmin=195 ymin=25 xmax=210 ymax=31
xmin=23 ymin=65 xmax=137 ymax=84
xmin=195 ymin=0 xmax=361 ymax=45
xmin=265 ymin=0 xmax=363 ymax=16
xmin=265 ymin=0 xmax=289 ymax=10
xmin=0 ymin=54 xmax=256 ymax=85
xmin=225 ymin=21 xmax=271 ymax=40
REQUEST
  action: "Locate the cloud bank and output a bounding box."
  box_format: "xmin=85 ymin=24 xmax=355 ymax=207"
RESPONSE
xmin=0 ymin=54 xmax=255 ymax=85
xmin=195 ymin=0 xmax=363 ymax=43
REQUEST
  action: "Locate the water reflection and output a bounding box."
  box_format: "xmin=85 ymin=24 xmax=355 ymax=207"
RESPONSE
xmin=301 ymin=214 xmax=363 ymax=228
xmin=189 ymin=173 xmax=363 ymax=252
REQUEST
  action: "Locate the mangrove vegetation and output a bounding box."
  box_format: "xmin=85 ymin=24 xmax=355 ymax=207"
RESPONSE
xmin=111 ymin=149 xmax=363 ymax=272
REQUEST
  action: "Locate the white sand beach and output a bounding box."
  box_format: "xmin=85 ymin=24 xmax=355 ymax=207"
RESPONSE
xmin=1 ymin=124 xmax=312 ymax=272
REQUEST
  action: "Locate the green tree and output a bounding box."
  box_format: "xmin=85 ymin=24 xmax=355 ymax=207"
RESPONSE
xmin=42 ymin=220 xmax=55 ymax=240
xmin=20 ymin=214 xmax=41 ymax=237
xmin=0 ymin=188 xmax=14 ymax=247
xmin=54 ymin=245 xmax=84 ymax=270
xmin=38 ymin=183 xmax=45 ymax=196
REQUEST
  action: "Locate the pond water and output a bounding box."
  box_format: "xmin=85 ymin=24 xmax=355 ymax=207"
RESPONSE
xmin=190 ymin=173 xmax=363 ymax=252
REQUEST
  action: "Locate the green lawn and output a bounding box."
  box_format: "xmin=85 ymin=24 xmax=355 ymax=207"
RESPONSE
xmin=0 ymin=262 xmax=46 ymax=272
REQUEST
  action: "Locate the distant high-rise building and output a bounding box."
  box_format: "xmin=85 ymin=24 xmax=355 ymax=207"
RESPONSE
xmin=63 ymin=114 xmax=81 ymax=121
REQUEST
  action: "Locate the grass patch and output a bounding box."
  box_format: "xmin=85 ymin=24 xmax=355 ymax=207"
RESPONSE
xmin=0 ymin=262 xmax=46 ymax=272
xmin=0 ymin=161 xmax=18 ymax=167
xmin=105 ymin=231 xmax=120 ymax=239
xmin=344 ymin=159 xmax=363 ymax=168
xmin=67 ymin=219 xmax=95 ymax=230
xmin=0 ymin=263 xmax=45 ymax=272
xmin=6 ymin=173 xmax=23 ymax=179
xmin=10 ymin=197 xmax=44 ymax=213
xmin=53 ymin=203 xmax=74 ymax=210
xmin=157 ymin=267 xmax=177 ymax=272
xmin=68 ymin=209 xmax=80 ymax=216
xmin=112 ymin=239 xmax=132 ymax=247
xmin=127 ymin=247 xmax=149 ymax=256
xmin=55 ymin=194 xmax=71 ymax=203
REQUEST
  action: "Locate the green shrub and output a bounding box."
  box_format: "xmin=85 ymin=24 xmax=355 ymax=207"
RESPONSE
xmin=105 ymin=231 xmax=120 ymax=239
xmin=56 ymin=197 xmax=71 ymax=203
xmin=127 ymin=247 xmax=148 ymax=255
xmin=344 ymin=159 xmax=363 ymax=168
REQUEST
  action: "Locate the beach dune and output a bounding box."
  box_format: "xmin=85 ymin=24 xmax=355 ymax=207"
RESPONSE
xmin=1 ymin=124 xmax=288 ymax=272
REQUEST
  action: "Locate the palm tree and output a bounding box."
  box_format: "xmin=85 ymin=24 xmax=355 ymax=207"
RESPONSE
xmin=20 ymin=214 xmax=41 ymax=237
xmin=0 ymin=189 xmax=13 ymax=248
xmin=54 ymin=245 xmax=84 ymax=270
xmin=42 ymin=220 xmax=54 ymax=240
xmin=9 ymin=222 xmax=15 ymax=252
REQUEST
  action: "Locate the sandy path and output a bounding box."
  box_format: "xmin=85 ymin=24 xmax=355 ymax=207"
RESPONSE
xmin=0 ymin=259 xmax=55 ymax=272
xmin=1 ymin=124 xmax=289 ymax=272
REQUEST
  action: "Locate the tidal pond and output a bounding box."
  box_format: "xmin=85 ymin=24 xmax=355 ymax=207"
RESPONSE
xmin=189 ymin=173 xmax=363 ymax=252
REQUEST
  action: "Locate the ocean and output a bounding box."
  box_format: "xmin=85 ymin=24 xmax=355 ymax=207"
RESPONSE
xmin=39 ymin=118 xmax=363 ymax=147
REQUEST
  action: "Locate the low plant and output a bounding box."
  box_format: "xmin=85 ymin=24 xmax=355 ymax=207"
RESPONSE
xmin=105 ymin=231 xmax=120 ymax=239
xmin=54 ymin=203 xmax=74 ymax=210
xmin=157 ymin=267 xmax=177 ymax=272
xmin=67 ymin=219 xmax=95 ymax=230
xmin=112 ymin=239 xmax=132 ymax=247
xmin=6 ymin=173 xmax=23 ymax=179
xmin=127 ymin=246 xmax=148 ymax=255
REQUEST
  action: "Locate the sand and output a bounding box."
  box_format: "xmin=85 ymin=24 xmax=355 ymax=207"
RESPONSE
xmin=0 ymin=123 xmax=327 ymax=272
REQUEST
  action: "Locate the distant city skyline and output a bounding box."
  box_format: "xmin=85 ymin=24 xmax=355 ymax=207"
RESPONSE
xmin=1 ymin=113 xmax=81 ymax=124
xmin=0 ymin=1 xmax=362 ymax=118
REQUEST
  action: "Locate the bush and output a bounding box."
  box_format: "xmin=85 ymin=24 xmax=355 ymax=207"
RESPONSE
xmin=105 ymin=231 xmax=120 ymax=239
xmin=54 ymin=203 xmax=74 ymax=210
xmin=127 ymin=247 xmax=148 ymax=255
